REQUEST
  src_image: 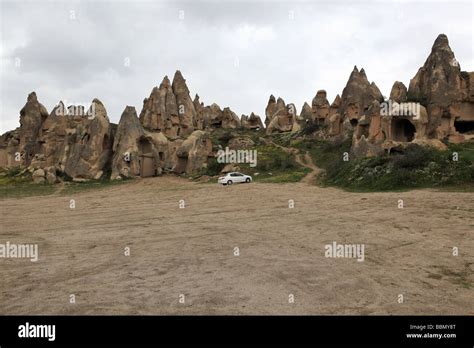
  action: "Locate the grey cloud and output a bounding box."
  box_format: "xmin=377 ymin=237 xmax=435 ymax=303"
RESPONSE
xmin=0 ymin=0 xmax=472 ymax=133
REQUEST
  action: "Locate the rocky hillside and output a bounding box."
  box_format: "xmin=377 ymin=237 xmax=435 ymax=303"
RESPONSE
xmin=0 ymin=34 xmax=472 ymax=185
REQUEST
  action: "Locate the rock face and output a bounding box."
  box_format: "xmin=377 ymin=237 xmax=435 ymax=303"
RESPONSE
xmin=0 ymin=94 xmax=114 ymax=180
xmin=139 ymin=76 xmax=180 ymax=137
xmin=408 ymin=34 xmax=474 ymax=141
xmin=265 ymin=96 xmax=297 ymax=134
xmin=408 ymin=34 xmax=464 ymax=106
xmin=264 ymin=95 xmax=277 ymax=127
xmin=0 ymin=129 xmax=20 ymax=168
xmin=60 ymin=99 xmax=114 ymax=180
xmin=273 ymin=34 xmax=472 ymax=158
xmin=112 ymin=105 xmax=213 ymax=179
xmin=18 ymin=92 xmax=49 ymax=166
xmin=172 ymin=70 xmax=197 ymax=136
xmin=312 ymin=90 xmax=331 ymax=122
xmin=390 ymin=81 xmax=407 ymax=103
xmin=193 ymin=94 xmax=207 ymax=129
xmin=139 ymin=70 xmax=245 ymax=137
xmin=1 ymin=89 xmax=215 ymax=182
xmin=339 ymin=66 xmax=384 ymax=124
xmin=328 ymin=95 xmax=343 ymax=135
xmin=111 ymin=106 xmax=146 ymax=179
xmin=241 ymin=112 xmax=264 ymax=130
xmin=221 ymin=107 xmax=241 ymax=129
xmin=172 ymin=130 xmax=213 ymax=174
xmin=351 ymin=34 xmax=474 ymax=157
xmin=1 ymin=35 xmax=472 ymax=180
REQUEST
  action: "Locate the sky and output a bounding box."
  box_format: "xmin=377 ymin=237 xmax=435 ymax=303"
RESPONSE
xmin=0 ymin=0 xmax=472 ymax=133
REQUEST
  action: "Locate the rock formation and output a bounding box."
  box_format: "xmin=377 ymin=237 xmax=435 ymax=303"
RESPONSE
xmin=389 ymin=81 xmax=407 ymax=103
xmin=339 ymin=66 xmax=384 ymax=125
xmin=111 ymin=106 xmax=146 ymax=179
xmin=18 ymin=92 xmax=49 ymax=166
xmin=172 ymin=70 xmax=197 ymax=136
xmin=139 ymin=76 xmax=180 ymax=137
xmin=265 ymin=96 xmax=298 ymax=134
xmin=312 ymin=90 xmax=331 ymax=122
xmin=408 ymin=34 xmax=474 ymax=142
xmin=285 ymin=34 xmax=472 ymax=158
xmin=0 ymin=129 xmax=20 ymax=168
xmin=1 ymin=35 xmax=472 ymax=181
xmin=350 ymin=34 xmax=474 ymax=157
xmin=172 ymin=130 xmax=213 ymax=174
xmin=60 ymin=99 xmax=114 ymax=180
xmin=241 ymin=112 xmax=264 ymax=130
xmin=0 ymin=95 xmax=114 ymax=181
xmin=328 ymin=95 xmax=343 ymax=135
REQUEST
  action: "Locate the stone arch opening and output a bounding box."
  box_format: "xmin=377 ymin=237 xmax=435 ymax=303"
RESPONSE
xmin=392 ymin=118 xmax=415 ymax=142
xmin=454 ymin=120 xmax=474 ymax=134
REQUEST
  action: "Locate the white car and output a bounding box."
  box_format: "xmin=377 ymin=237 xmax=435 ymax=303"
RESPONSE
xmin=218 ymin=172 xmax=252 ymax=185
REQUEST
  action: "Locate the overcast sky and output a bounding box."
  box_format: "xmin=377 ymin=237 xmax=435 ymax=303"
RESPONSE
xmin=0 ymin=0 xmax=472 ymax=133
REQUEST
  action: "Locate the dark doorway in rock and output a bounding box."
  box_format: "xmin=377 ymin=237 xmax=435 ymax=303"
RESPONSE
xmin=174 ymin=157 xmax=188 ymax=174
xmin=350 ymin=119 xmax=358 ymax=127
xmin=454 ymin=120 xmax=474 ymax=134
xmin=102 ymin=134 xmax=109 ymax=151
xmin=392 ymin=118 xmax=415 ymax=142
xmin=138 ymin=138 xmax=155 ymax=177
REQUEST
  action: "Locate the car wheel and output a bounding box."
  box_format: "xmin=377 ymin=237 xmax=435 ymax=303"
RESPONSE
xmin=245 ymin=178 xmax=251 ymax=183
xmin=227 ymin=180 xmax=233 ymax=185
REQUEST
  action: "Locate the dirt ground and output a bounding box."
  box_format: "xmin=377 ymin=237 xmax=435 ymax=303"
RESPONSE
xmin=0 ymin=177 xmax=473 ymax=315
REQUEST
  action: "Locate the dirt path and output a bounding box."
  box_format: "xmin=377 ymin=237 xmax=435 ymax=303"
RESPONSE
xmin=294 ymin=152 xmax=322 ymax=184
xmin=266 ymin=139 xmax=323 ymax=184
xmin=0 ymin=177 xmax=473 ymax=315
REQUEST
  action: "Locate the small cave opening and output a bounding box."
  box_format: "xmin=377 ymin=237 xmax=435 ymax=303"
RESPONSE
xmin=139 ymin=138 xmax=152 ymax=154
xmin=212 ymin=121 xmax=223 ymax=128
xmin=392 ymin=118 xmax=416 ymax=142
xmin=350 ymin=119 xmax=358 ymax=127
xmin=102 ymin=134 xmax=109 ymax=151
xmin=454 ymin=120 xmax=474 ymax=134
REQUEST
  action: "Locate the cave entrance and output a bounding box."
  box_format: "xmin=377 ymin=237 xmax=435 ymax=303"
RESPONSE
xmin=138 ymin=138 xmax=156 ymax=177
xmin=174 ymin=157 xmax=188 ymax=174
xmin=392 ymin=118 xmax=415 ymax=142
xmin=350 ymin=119 xmax=358 ymax=127
xmin=102 ymin=134 xmax=110 ymax=151
xmin=454 ymin=120 xmax=474 ymax=134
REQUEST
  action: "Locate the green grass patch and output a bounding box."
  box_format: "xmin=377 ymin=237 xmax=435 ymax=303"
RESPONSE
xmin=253 ymin=168 xmax=310 ymax=183
xmin=59 ymin=178 xmax=130 ymax=195
xmin=298 ymin=140 xmax=474 ymax=191
xmin=0 ymin=181 xmax=57 ymax=198
xmin=0 ymin=168 xmax=130 ymax=199
xmin=195 ymin=139 xmax=309 ymax=184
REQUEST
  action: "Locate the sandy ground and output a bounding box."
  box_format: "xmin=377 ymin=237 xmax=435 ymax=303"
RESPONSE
xmin=0 ymin=177 xmax=473 ymax=315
